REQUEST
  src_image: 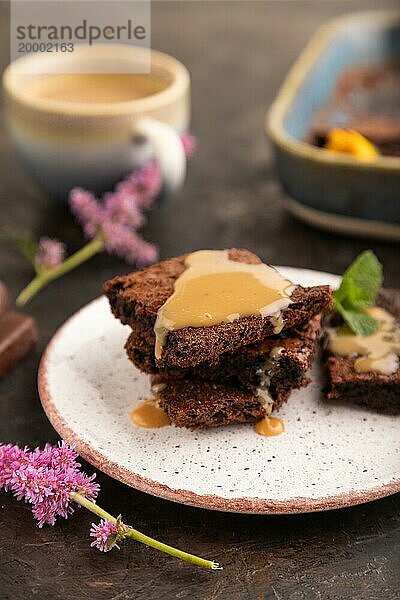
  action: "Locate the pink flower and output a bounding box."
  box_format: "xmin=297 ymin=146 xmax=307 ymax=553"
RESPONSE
xmin=2 ymin=441 xmax=99 ymax=527
xmin=69 ymin=188 xmax=106 ymax=238
xmin=69 ymin=178 xmax=158 ymax=266
xmin=36 ymin=238 xmax=66 ymax=270
xmin=117 ymin=161 xmax=162 ymax=210
xmin=0 ymin=444 xmax=29 ymax=491
xmin=90 ymin=519 xmax=122 ymax=552
xmin=180 ymin=134 xmax=197 ymax=157
xmin=69 ymin=134 xmax=195 ymax=267
xmin=1 ymin=440 xmax=219 ymax=567
xmin=103 ymin=190 xmax=145 ymax=229
xmin=101 ymin=221 xmax=158 ymax=266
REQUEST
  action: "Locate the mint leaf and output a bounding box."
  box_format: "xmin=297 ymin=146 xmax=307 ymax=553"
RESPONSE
xmin=333 ymin=250 xmax=383 ymax=336
xmin=333 ymin=250 xmax=382 ymax=308
xmin=335 ymin=302 xmax=377 ymax=336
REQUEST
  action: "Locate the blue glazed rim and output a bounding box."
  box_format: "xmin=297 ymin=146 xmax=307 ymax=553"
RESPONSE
xmin=266 ymin=10 xmax=400 ymax=175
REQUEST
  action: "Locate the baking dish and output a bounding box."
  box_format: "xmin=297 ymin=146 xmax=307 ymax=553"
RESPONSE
xmin=267 ymin=11 xmax=400 ymax=241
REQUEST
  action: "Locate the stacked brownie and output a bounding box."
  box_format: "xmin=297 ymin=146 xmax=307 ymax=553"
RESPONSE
xmin=104 ymin=249 xmax=332 ymax=429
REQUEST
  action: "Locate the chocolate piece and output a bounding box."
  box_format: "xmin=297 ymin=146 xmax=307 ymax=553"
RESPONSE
xmin=0 ymin=312 xmax=38 ymax=379
xmin=324 ymin=289 xmax=400 ymax=414
xmin=104 ymin=249 xmax=332 ymax=369
xmin=0 ymin=282 xmax=10 ymax=320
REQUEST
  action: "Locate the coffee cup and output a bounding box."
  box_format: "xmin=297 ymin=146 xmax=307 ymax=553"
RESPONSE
xmin=3 ymin=44 xmax=190 ymax=199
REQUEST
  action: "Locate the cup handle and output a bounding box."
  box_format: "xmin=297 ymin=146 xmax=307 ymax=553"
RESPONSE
xmin=132 ymin=116 xmax=186 ymax=194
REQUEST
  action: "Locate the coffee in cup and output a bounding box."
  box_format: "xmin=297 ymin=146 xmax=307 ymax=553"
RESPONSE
xmin=3 ymin=44 xmax=190 ymax=199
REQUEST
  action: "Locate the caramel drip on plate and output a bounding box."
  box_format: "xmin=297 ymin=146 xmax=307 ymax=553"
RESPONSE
xmin=255 ymin=416 xmax=285 ymax=437
xmin=327 ymin=306 xmax=400 ymax=375
xmin=130 ymin=399 xmax=170 ymax=429
xmin=154 ymin=250 xmax=294 ymax=359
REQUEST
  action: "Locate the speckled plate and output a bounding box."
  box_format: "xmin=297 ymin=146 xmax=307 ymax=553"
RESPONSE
xmin=38 ymin=267 xmax=400 ymax=514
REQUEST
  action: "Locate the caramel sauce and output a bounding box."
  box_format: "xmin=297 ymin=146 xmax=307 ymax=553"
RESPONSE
xmin=327 ymin=306 xmax=400 ymax=375
xmin=154 ymin=250 xmax=294 ymax=359
xmin=255 ymin=416 xmax=285 ymax=437
xmin=254 ymin=346 xmax=285 ymax=415
xmin=130 ymin=399 xmax=170 ymax=429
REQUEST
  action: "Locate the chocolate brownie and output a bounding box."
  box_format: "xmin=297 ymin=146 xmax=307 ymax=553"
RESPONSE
xmin=154 ymin=379 xmax=266 ymax=429
xmin=104 ymin=249 xmax=332 ymax=368
xmin=324 ymin=289 xmax=400 ymax=414
xmin=145 ymin=315 xmax=322 ymax=429
xmin=126 ymin=315 xmax=321 ymax=391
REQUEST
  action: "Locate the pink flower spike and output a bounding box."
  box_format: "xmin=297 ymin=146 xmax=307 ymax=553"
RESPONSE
xmin=69 ymin=188 xmax=105 ymax=238
xmin=103 ymin=190 xmax=145 ymax=229
xmin=36 ymin=238 xmax=66 ymax=270
xmin=181 ymin=133 xmax=197 ymax=157
xmin=101 ymin=221 xmax=158 ymax=266
xmin=90 ymin=519 xmax=122 ymax=552
xmin=0 ymin=444 xmax=29 ymax=491
xmin=68 ymin=136 xmax=196 ymax=269
xmin=1 ymin=442 xmax=220 ymax=569
xmin=1 ymin=441 xmax=99 ymax=528
xmin=118 ymin=161 xmax=162 ymax=210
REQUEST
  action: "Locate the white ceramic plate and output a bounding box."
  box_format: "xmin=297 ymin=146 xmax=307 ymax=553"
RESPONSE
xmin=38 ymin=267 xmax=400 ymax=514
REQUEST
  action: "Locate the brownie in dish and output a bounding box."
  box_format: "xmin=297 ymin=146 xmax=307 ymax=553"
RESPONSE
xmin=310 ymin=63 xmax=400 ymax=156
xmin=104 ymin=249 xmax=332 ymax=369
xmin=324 ymin=288 xmax=400 ymax=414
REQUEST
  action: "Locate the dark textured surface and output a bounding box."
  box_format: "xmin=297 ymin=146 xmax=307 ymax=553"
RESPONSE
xmin=0 ymin=1 xmax=399 ymax=599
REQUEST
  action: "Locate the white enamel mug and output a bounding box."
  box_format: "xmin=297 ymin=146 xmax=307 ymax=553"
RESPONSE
xmin=3 ymin=44 xmax=190 ymax=199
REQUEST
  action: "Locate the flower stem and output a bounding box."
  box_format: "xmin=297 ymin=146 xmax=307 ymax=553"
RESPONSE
xmin=16 ymin=235 xmax=104 ymax=307
xmin=70 ymin=492 xmax=221 ymax=570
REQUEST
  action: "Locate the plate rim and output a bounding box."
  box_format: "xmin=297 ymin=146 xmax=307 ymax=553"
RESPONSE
xmin=38 ymin=268 xmax=400 ymax=514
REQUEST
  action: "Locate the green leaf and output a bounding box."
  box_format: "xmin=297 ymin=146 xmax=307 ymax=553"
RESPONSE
xmin=335 ymin=302 xmax=377 ymax=336
xmin=332 ymin=250 xmax=383 ymax=336
xmin=107 ymin=532 xmax=119 ymax=550
xmin=333 ymin=250 xmax=382 ymax=309
xmin=115 ymin=514 xmax=125 ymax=537
xmin=0 ymin=228 xmax=38 ymax=264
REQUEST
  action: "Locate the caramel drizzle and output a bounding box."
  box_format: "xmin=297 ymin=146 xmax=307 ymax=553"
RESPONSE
xmin=327 ymin=306 xmax=400 ymax=375
xmin=154 ymin=250 xmax=294 ymax=359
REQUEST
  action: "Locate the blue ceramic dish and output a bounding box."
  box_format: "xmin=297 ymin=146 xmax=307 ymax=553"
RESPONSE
xmin=267 ymin=11 xmax=400 ymax=241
